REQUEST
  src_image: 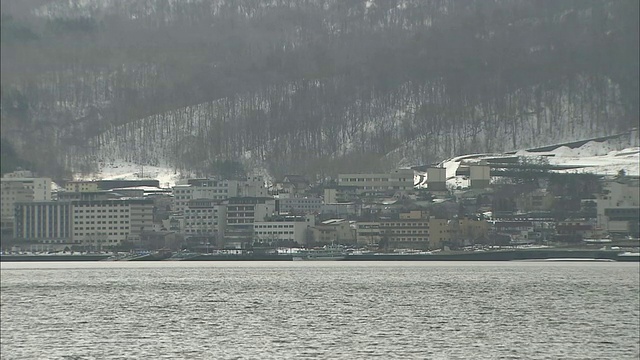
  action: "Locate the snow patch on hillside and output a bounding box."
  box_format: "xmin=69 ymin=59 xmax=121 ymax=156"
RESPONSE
xmin=74 ymin=160 xmax=182 ymax=188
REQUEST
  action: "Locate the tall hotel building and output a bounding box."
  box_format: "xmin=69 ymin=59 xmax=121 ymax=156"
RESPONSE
xmin=14 ymin=201 xmax=72 ymax=245
xmin=14 ymin=198 xmax=154 ymax=247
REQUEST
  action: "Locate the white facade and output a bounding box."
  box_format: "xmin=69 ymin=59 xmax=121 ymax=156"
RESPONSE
xmin=183 ymin=199 xmax=226 ymax=238
xmin=253 ymin=219 xmax=313 ymax=244
xmin=1 ymin=177 xmax=51 ymax=202
xmin=338 ymin=169 xmax=414 ymax=194
xmin=597 ymin=179 xmax=640 ymax=234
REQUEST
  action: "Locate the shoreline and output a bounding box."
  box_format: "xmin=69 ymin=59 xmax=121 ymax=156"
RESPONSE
xmin=1 ymin=249 xmax=638 ymax=262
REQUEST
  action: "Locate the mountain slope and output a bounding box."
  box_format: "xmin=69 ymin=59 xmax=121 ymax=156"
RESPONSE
xmin=1 ymin=0 xmax=638 ymax=180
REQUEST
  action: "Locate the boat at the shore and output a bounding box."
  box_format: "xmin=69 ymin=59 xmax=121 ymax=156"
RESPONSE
xmin=292 ymin=246 xmax=347 ymax=261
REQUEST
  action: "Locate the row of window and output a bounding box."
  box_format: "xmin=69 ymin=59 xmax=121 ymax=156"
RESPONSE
xmin=255 ymin=224 xmax=295 ymax=229
xmin=75 ymin=221 xmax=129 ymax=225
xmin=256 ymin=231 xmax=294 ymax=235
xmin=75 ymin=226 xmax=129 ymax=231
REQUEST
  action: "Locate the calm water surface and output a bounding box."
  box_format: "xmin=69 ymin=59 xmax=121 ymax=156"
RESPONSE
xmin=1 ymin=261 xmax=638 ymax=360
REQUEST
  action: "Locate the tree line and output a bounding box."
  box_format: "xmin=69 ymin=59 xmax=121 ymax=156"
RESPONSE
xmin=1 ymin=0 xmax=637 ymax=180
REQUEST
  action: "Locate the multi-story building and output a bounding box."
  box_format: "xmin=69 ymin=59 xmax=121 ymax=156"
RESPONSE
xmin=597 ymin=178 xmax=640 ymax=237
xmin=379 ymin=211 xmax=430 ymax=249
xmin=428 ymin=218 xmax=451 ymax=249
xmin=174 ymin=178 xmax=262 ymax=214
xmin=183 ymin=199 xmax=226 ymax=239
xmin=14 ymin=201 xmax=73 ymax=248
xmin=426 ymin=167 xmax=447 ymax=191
xmin=337 ymin=169 xmax=414 ymax=195
xmin=355 ymin=221 xmax=381 ymax=246
xmin=310 ymin=219 xmax=355 ymax=245
xmin=1 ymin=175 xmax=51 ymax=202
xmin=65 ymin=180 xmax=99 ymax=192
xmin=253 ymin=215 xmax=315 ymax=245
xmin=1 ymin=181 xmax=34 ymax=220
xmin=277 ymin=197 xmax=322 ymax=215
xmin=70 ymin=198 xmax=154 ymax=247
xmin=172 ymin=185 xmax=194 ymax=214
xmin=224 ymin=197 xmax=276 ymax=247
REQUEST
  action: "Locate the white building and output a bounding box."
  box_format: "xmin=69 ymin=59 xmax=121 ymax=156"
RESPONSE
xmin=338 ymin=169 xmax=414 ymax=195
xmin=597 ymin=178 xmax=640 ymax=236
xmin=253 ymin=215 xmax=315 ymax=245
xmin=183 ymin=199 xmax=226 ymax=239
xmin=1 ymin=175 xmax=52 ymax=221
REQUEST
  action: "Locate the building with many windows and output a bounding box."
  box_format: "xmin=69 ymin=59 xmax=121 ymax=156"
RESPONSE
xmin=183 ymin=199 xmax=226 ymax=239
xmin=277 ymin=197 xmax=322 ymax=215
xmin=14 ymin=201 xmax=72 ymax=247
xmin=253 ymin=215 xmax=315 ymax=245
xmin=338 ymin=169 xmax=414 ymax=195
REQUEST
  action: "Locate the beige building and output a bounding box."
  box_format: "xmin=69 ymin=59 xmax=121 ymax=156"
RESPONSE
xmin=310 ymin=219 xmax=355 ymax=245
xmin=65 ymin=180 xmax=99 ymax=192
xmin=1 ymin=181 xmax=34 ymax=220
xmin=380 ymin=211 xmax=430 ymax=249
xmin=71 ymin=199 xmax=154 ymax=247
xmin=355 ymin=221 xmax=382 ymax=246
xmin=338 ymin=169 xmax=414 ymax=195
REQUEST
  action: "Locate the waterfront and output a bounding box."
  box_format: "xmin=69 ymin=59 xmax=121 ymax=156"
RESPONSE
xmin=1 ymin=262 xmax=639 ymax=359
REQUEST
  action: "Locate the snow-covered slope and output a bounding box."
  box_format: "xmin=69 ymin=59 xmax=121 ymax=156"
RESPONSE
xmin=78 ymin=133 xmax=638 ymax=189
xmin=415 ymin=135 xmax=639 ymax=189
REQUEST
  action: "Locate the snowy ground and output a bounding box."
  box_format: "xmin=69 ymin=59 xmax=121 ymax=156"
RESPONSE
xmin=415 ymin=139 xmax=639 ymax=190
xmin=75 ymin=139 xmax=638 ymax=190
xmin=74 ymin=161 xmax=182 ymax=188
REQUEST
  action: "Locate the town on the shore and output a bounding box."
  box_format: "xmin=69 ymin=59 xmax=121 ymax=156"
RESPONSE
xmin=1 ymin=161 xmax=638 ymax=255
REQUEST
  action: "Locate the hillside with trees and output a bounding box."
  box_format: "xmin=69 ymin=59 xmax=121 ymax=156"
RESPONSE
xmin=1 ymin=0 xmax=638 ymax=180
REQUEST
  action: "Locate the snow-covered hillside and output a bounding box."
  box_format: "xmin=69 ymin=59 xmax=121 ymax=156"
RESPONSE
xmin=415 ymin=135 xmax=639 ymax=189
xmin=77 ymin=132 xmax=638 ymax=189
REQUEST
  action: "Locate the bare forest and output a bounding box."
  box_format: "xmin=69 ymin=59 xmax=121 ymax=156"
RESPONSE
xmin=1 ymin=0 xmax=638 ymax=180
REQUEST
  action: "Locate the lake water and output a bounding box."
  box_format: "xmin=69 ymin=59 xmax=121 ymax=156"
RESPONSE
xmin=1 ymin=261 xmax=638 ymax=359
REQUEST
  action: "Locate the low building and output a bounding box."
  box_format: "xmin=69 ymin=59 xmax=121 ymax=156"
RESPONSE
xmin=338 ymin=169 xmax=414 ymax=195
xmin=277 ymin=197 xmax=322 ymax=215
xmin=65 ymin=180 xmax=100 ymax=193
xmin=253 ymin=215 xmax=315 ymax=246
xmin=310 ymin=219 xmax=355 ymax=245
